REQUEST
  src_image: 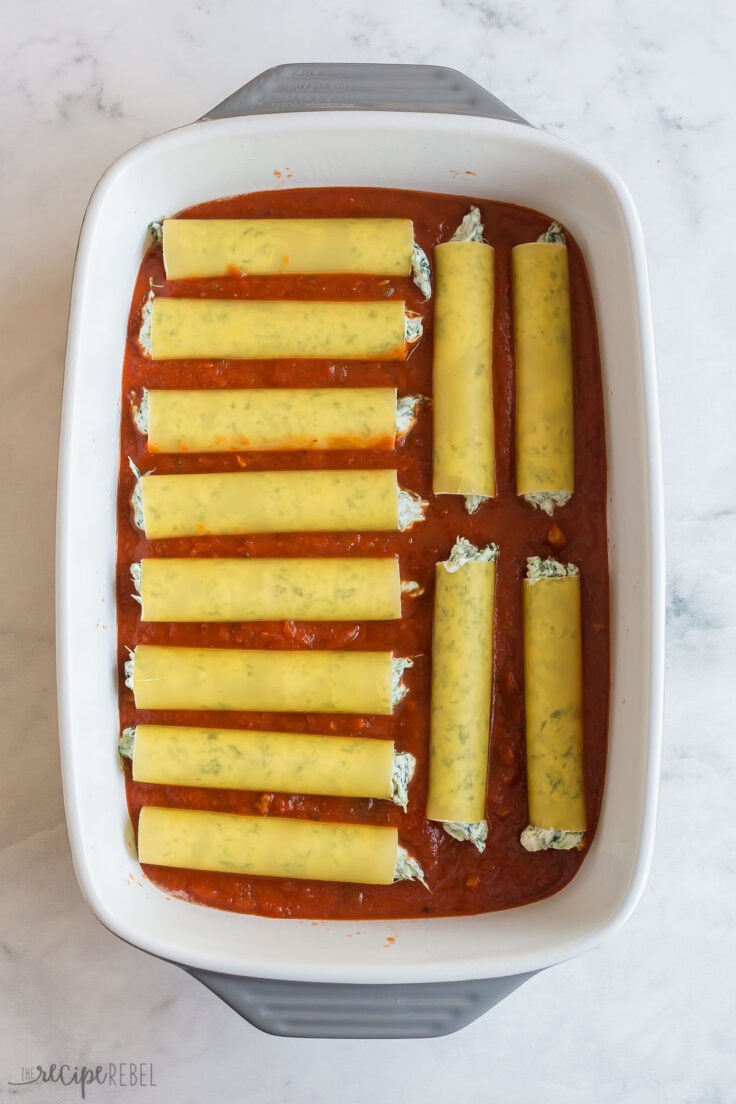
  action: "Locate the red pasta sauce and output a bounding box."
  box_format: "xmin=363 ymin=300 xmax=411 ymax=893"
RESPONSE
xmin=117 ymin=187 xmax=609 ymax=920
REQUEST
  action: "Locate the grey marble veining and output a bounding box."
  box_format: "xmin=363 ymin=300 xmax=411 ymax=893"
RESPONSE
xmin=2 ymin=0 xmax=735 ymax=1100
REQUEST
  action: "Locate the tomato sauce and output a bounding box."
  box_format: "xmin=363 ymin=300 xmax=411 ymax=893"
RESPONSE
xmin=117 ymin=187 xmax=609 ymax=920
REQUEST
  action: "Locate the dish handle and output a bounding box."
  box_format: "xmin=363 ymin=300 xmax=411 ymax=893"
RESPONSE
xmin=183 ymin=967 xmax=537 ymax=1038
xmin=201 ymin=63 xmax=528 ymax=125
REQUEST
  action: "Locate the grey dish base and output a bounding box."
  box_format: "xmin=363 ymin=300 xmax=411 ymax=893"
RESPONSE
xmin=167 ymin=62 xmax=531 ymax=1040
xmin=185 ymin=968 xmax=537 ymax=1039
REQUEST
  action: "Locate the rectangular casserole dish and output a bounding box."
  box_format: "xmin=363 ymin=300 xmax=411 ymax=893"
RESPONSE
xmin=57 ymin=64 xmax=663 ymax=1037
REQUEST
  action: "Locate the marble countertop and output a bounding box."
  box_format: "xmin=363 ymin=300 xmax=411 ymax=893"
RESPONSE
xmin=2 ymin=1 xmax=734 ymax=1100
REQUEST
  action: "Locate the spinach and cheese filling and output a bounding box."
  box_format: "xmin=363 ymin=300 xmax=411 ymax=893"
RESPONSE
xmin=427 ymin=538 xmax=498 ymax=852
xmin=521 ymin=556 xmax=586 ymax=852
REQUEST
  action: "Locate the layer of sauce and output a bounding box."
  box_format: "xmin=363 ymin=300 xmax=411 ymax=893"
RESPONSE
xmin=117 ymin=187 xmax=609 ymax=920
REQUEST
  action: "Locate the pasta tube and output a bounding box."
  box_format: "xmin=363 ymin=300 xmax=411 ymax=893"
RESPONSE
xmin=131 ymin=556 xmax=402 ymax=622
xmin=130 ymin=467 xmax=427 ymax=539
xmin=521 ymin=557 xmax=586 ymax=851
xmin=432 ymin=207 xmax=495 ymax=511
xmin=137 ymin=806 xmax=426 ymax=886
xmin=145 ymin=297 xmax=420 ymax=362
xmin=124 ymin=645 xmax=412 ymax=715
xmin=513 ymin=223 xmax=575 ymax=514
xmin=134 ymin=387 xmax=422 ymax=453
xmin=162 ymin=218 xmax=414 ymax=278
xmin=119 ymin=724 xmax=415 ymax=809
xmin=426 ymin=537 xmax=497 ymax=851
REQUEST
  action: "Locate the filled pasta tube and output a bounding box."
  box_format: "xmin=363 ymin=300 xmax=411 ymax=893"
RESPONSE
xmin=124 ymin=644 xmax=412 ymax=716
xmin=129 ymin=465 xmax=427 ymax=539
xmin=119 ymin=724 xmax=415 ymax=810
xmin=159 ymin=217 xmax=431 ymax=296
xmin=142 ymin=296 xmax=422 ymax=362
xmin=134 ymin=387 xmax=423 ymax=453
xmin=426 ymin=537 xmax=497 ymax=852
xmin=432 ymin=207 xmax=496 ymax=514
xmin=131 ymin=556 xmax=402 ymax=622
xmin=513 ymin=223 xmax=575 ymax=515
xmin=137 ymin=806 xmax=427 ymax=886
xmin=521 ymin=556 xmax=586 ymax=851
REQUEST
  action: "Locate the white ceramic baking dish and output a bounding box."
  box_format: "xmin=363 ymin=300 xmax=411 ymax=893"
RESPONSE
xmin=57 ymin=64 xmax=663 ymax=1037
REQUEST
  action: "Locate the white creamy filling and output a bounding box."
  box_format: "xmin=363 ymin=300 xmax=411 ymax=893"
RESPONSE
xmin=393 ymin=845 xmax=429 ymax=888
xmin=139 ymin=290 xmax=154 ymax=354
xmin=405 ymin=313 xmax=423 ymax=345
xmin=526 ymin=556 xmax=579 ymax=584
xmin=130 ymin=562 xmax=143 ymax=607
xmin=123 ymin=649 xmax=135 ymax=691
xmin=391 ymin=657 xmax=413 ymax=707
xmin=148 ymin=220 xmax=164 ymax=245
xmin=395 ymin=394 xmax=425 ymax=441
xmin=523 ymin=490 xmax=572 ymax=515
xmin=134 ymin=388 xmax=149 ymax=434
xmin=397 ymin=488 xmax=428 ymax=531
xmin=451 ymin=206 xmax=484 ymax=243
xmin=521 ymin=826 xmax=584 ymax=852
xmin=118 ymin=726 xmax=136 ymax=766
xmin=411 ymin=242 xmax=432 ymax=300
xmin=442 ymin=535 xmax=498 ymax=573
xmin=464 ymin=494 xmax=489 ymax=515
xmin=443 ymin=820 xmax=488 ymax=853
xmin=400 ymin=579 xmax=424 ymax=597
xmin=537 ymin=222 xmax=565 ymax=244
xmin=391 ymin=751 xmax=416 ymax=812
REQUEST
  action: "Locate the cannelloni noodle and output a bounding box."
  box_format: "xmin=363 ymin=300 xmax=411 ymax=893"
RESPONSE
xmin=139 ymin=387 xmax=400 ymax=453
xmin=133 ymin=556 xmax=401 ymax=622
xmin=148 ymin=297 xmax=412 ymax=361
xmin=126 ymin=644 xmax=407 ymax=715
xmin=521 ymin=557 xmax=586 ymax=851
xmin=513 ymin=226 xmax=575 ymax=514
xmin=137 ymin=806 xmax=401 ymax=885
xmin=426 ymin=538 xmax=497 ymax=848
xmin=121 ymin=724 xmax=408 ymax=803
xmin=133 ymin=468 xmax=404 ymax=539
xmin=432 ymin=209 xmax=495 ymax=500
xmin=161 ymin=217 xmax=415 ymax=279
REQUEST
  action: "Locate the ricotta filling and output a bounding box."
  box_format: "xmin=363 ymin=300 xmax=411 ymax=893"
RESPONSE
xmin=526 ymin=556 xmax=579 ymax=584
xmin=442 ymin=535 xmax=498 ymax=573
xmin=138 ymin=290 xmax=154 ymax=354
xmin=538 ymin=221 xmax=566 ymax=244
xmin=464 ymin=494 xmax=489 ymax=515
xmin=524 ymin=490 xmax=572 ymax=515
xmin=451 ymin=206 xmax=484 ymax=243
xmin=130 ymin=562 xmax=142 ymax=607
xmin=443 ymin=820 xmax=488 ymax=853
xmin=391 ymin=751 xmax=416 ymax=813
xmin=393 ymin=846 xmax=429 ymax=888
xmin=520 ymin=826 xmax=584 ymax=852
xmin=123 ymin=648 xmax=135 ymax=691
xmin=148 ymin=220 xmax=164 ymax=245
xmin=118 ymin=726 xmax=135 ymax=766
xmin=411 ymin=242 xmax=432 ymax=300
xmin=395 ymin=394 xmax=426 ymax=441
xmin=405 ymin=312 xmax=423 ymax=345
xmin=400 ymin=579 xmax=424 ymax=598
xmin=398 ymin=488 xmax=428 ymax=531
xmin=128 ymin=458 xmax=153 ymax=532
xmin=391 ymin=657 xmax=413 ymax=707
xmin=134 ymin=388 xmax=149 ymax=434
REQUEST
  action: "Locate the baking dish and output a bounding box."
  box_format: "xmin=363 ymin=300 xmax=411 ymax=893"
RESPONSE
xmin=57 ymin=63 xmax=663 ymax=1037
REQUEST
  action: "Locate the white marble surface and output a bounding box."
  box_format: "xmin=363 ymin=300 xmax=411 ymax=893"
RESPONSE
xmin=2 ymin=0 xmax=735 ymax=1100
